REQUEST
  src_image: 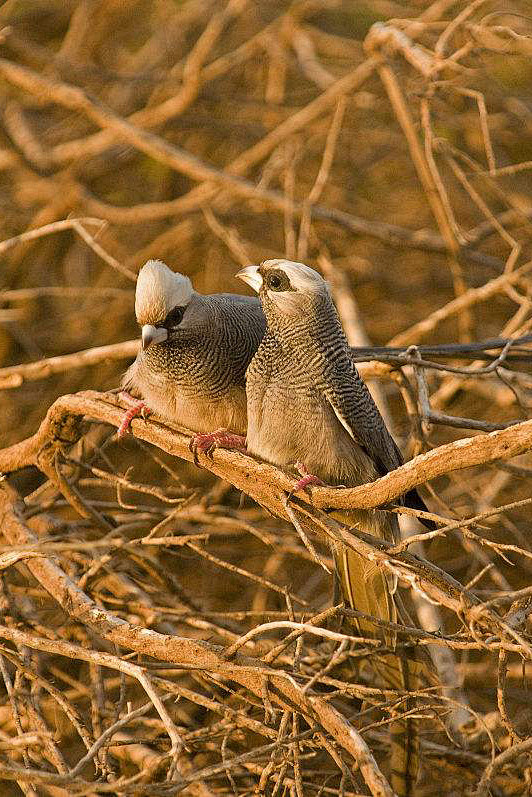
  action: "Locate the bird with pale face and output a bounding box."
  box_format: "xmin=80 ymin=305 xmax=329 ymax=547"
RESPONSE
xmin=237 ymin=258 xmax=434 ymax=797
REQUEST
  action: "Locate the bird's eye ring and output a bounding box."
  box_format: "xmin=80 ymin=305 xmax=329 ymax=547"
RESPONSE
xmin=164 ymin=306 xmax=185 ymax=328
xmin=267 ymin=273 xmax=285 ymax=291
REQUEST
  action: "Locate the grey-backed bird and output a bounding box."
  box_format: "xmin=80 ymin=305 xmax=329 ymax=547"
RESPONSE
xmin=120 ymin=259 xmax=266 ymax=444
xmin=237 ymin=258 xmax=432 ymax=797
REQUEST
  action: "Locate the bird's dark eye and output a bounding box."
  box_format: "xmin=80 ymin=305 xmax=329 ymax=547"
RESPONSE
xmin=266 ymin=271 xmax=290 ymax=292
xmin=163 ymin=306 xmax=185 ymax=328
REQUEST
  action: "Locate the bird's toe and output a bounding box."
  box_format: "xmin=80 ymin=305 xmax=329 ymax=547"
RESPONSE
xmin=292 ymin=462 xmax=326 ymax=494
xmin=189 ymin=429 xmax=247 ymax=464
xmin=117 ymin=393 xmax=151 ymax=438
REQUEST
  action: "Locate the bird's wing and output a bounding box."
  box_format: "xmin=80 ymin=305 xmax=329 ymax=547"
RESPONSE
xmin=324 ymin=353 xmax=436 ymax=529
xmin=323 ymin=353 xmax=403 ymax=476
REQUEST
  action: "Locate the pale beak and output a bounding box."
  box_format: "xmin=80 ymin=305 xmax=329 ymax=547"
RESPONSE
xmin=141 ymin=324 xmax=168 ymax=350
xmin=236 ymin=265 xmax=262 ymax=294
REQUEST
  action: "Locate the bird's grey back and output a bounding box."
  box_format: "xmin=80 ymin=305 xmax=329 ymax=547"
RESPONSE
xmin=187 ymin=293 xmax=265 ymax=386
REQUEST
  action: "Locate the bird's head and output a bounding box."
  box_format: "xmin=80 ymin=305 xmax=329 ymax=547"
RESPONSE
xmin=135 ymin=259 xmax=194 ymax=350
xmin=236 ymin=259 xmax=327 ymax=318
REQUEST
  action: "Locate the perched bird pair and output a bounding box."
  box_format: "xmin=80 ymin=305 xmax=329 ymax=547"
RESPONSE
xmin=121 ymin=257 xmax=432 ymax=795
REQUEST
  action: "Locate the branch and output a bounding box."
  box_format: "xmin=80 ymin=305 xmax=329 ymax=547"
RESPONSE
xmin=2 ymin=389 xmax=532 ymax=515
xmin=2 ymin=334 xmax=531 ymax=391
xmin=388 ymin=259 xmax=532 ymax=346
xmin=0 ymin=56 xmax=506 ymax=273
xmin=0 ymin=342 xmax=139 ymax=389
xmin=2 ymin=390 xmax=532 ymax=642
xmin=0 ymin=484 xmax=394 ymax=797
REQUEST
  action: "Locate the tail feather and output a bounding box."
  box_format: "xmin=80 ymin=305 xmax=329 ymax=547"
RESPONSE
xmin=333 ymin=512 xmax=424 ymax=797
xmin=338 ymin=544 xmax=397 ymax=646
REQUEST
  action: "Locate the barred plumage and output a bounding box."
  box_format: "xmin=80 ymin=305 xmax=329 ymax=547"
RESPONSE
xmin=123 ymin=259 xmax=266 ymax=435
xmin=238 ymin=258 xmax=434 ymax=797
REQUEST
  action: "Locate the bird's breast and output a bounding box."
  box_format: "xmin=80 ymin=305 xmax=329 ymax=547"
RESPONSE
xmin=246 ymin=368 xmax=373 ymax=485
xmin=124 ymin=355 xmax=248 ymax=435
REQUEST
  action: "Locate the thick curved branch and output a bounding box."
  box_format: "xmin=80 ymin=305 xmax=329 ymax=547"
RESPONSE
xmin=2 ymin=390 xmax=531 ymax=643
xmin=1 ymin=391 xmax=529 ymax=797
xmin=1 ymin=390 xmax=531 ymax=513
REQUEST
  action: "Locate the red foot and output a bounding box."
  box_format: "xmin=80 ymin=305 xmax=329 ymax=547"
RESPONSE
xmin=189 ymin=428 xmax=247 ymax=462
xmin=292 ymin=462 xmax=325 ymax=493
xmin=117 ymin=392 xmax=152 ymax=439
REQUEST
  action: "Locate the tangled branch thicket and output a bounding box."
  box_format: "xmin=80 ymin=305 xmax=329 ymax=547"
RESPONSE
xmin=0 ymin=1 xmax=532 ymax=795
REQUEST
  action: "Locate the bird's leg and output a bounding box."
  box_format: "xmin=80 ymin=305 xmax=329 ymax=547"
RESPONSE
xmin=117 ymin=392 xmax=152 ymax=438
xmin=292 ymin=462 xmax=325 ymax=493
xmin=189 ymin=429 xmax=247 ymax=462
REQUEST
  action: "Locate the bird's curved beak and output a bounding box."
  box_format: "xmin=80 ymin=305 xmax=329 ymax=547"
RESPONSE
xmin=141 ymin=324 xmax=168 ymax=350
xmin=236 ymin=265 xmax=262 ymax=294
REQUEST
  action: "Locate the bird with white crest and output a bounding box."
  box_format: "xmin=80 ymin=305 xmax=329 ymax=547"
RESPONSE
xmin=119 ymin=259 xmax=266 ymax=451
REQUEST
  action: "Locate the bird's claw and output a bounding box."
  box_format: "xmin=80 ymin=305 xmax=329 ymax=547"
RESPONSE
xmin=291 ymin=462 xmax=325 ymax=494
xmin=189 ymin=429 xmax=247 ymax=464
xmin=117 ymin=392 xmax=152 ymax=439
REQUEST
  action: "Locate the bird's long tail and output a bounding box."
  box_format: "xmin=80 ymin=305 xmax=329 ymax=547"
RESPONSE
xmin=333 ymin=511 xmax=425 ymax=797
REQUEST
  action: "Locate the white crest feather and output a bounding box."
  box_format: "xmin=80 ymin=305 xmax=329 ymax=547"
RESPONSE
xmin=135 ymin=260 xmax=193 ymax=325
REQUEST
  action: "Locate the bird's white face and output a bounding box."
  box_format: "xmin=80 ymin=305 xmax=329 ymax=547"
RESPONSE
xmin=135 ymin=259 xmax=194 ymax=349
xmin=236 ymin=259 xmax=326 ymax=315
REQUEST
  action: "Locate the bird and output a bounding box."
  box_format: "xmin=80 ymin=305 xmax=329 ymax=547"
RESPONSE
xmin=237 ymin=258 xmax=433 ymax=797
xmin=119 ymin=259 xmax=266 ymax=449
